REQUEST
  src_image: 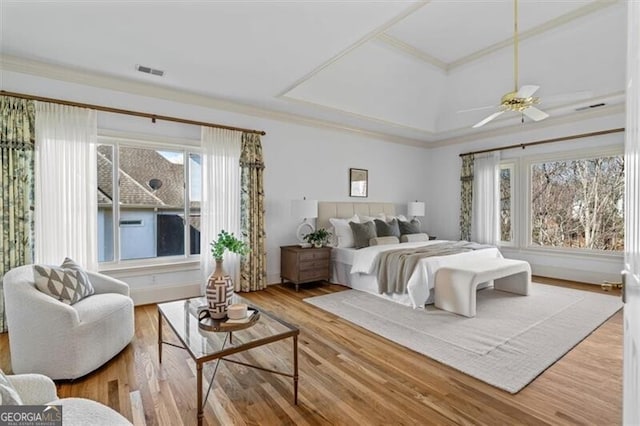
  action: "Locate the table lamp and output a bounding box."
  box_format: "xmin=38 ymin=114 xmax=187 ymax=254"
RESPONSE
xmin=407 ymin=201 xmax=425 ymax=226
xmin=291 ymin=198 xmax=318 ymax=247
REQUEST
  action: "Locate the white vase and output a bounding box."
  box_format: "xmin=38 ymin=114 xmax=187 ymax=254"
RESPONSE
xmin=206 ymin=259 xmax=234 ymax=319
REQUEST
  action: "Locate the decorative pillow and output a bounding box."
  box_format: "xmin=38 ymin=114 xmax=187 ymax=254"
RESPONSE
xmin=398 ymin=219 xmax=421 ymax=235
xmin=34 ymin=258 xmax=95 ymax=305
xmin=0 ymin=370 xmax=23 ymax=405
xmin=349 ymin=221 xmax=377 ymax=249
xmin=374 ymin=218 xmax=401 ymax=238
xmin=400 ymin=233 xmax=430 ymax=243
xmin=329 ymin=215 xmax=359 ymax=248
xmin=369 ymin=236 xmax=400 ymax=246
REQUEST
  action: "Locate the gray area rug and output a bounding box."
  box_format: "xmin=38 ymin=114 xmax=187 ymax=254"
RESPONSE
xmin=304 ymin=284 xmax=622 ymax=393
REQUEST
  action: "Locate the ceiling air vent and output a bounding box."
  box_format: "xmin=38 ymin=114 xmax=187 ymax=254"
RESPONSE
xmin=136 ymin=64 xmax=164 ymax=77
xmin=575 ymin=103 xmax=605 ymax=112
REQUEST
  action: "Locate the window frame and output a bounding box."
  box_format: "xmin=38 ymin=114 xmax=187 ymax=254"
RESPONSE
xmin=499 ymin=161 xmax=516 ymax=247
xmin=522 ymin=145 xmax=624 ymax=257
xmin=97 ymin=133 xmax=202 ymax=271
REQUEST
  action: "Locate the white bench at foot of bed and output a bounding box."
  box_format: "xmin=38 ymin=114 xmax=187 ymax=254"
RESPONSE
xmin=434 ymin=258 xmax=531 ymax=318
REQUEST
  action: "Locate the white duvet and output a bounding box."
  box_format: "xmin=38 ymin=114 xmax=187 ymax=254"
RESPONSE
xmin=349 ymin=240 xmax=503 ymax=308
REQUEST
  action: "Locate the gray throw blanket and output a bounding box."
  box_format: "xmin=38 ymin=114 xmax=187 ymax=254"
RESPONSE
xmin=376 ymin=241 xmax=492 ymax=294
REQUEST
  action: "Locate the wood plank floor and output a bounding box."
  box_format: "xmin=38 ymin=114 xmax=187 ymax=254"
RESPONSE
xmin=0 ymin=277 xmax=622 ymax=425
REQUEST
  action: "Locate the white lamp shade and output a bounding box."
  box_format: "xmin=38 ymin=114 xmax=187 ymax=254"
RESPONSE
xmin=291 ymin=199 xmax=318 ymax=219
xmin=408 ymin=201 xmax=425 ymax=217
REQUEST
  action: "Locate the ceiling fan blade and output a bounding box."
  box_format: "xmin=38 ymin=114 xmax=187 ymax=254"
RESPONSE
xmin=523 ymin=107 xmax=549 ymax=122
xmin=457 ymin=105 xmax=496 ymax=114
xmin=517 ymin=85 xmax=540 ymax=98
xmin=472 ymin=111 xmax=505 ymax=128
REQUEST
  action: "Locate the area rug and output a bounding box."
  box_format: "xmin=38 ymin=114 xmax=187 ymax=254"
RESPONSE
xmin=304 ymin=283 xmax=622 ymax=393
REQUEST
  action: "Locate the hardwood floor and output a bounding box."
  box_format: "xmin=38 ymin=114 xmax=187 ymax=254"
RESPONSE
xmin=0 ymin=277 xmax=622 ymax=425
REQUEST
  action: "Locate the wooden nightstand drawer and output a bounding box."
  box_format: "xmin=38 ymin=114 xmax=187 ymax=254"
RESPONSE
xmin=300 ymin=259 xmax=329 ymax=271
xmin=280 ymin=245 xmax=332 ymax=291
xmin=299 ymin=250 xmax=330 ymax=261
xmin=299 ymin=269 xmax=328 ymax=282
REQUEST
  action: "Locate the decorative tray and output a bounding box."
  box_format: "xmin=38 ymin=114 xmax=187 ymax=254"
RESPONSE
xmin=196 ymin=306 xmax=260 ymax=332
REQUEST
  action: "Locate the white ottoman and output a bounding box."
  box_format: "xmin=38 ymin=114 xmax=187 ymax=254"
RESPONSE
xmin=434 ymin=258 xmax=531 ymax=317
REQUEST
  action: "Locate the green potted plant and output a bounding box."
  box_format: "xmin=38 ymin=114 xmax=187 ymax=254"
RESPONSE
xmin=206 ymin=230 xmax=250 ymax=319
xmin=210 ymin=230 xmax=250 ymax=260
xmin=303 ymin=228 xmax=332 ymax=248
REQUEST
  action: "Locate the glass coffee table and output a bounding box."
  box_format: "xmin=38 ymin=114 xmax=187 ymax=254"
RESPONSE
xmin=157 ymin=296 xmax=299 ymax=426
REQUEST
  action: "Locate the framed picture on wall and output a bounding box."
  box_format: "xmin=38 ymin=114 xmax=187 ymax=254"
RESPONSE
xmin=349 ymin=168 xmax=368 ymax=198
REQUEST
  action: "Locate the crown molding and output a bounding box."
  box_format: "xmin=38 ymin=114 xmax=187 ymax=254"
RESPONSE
xmin=427 ymin=102 xmax=625 ymax=148
xmin=1 ymin=54 xmax=623 ymax=151
xmin=277 ymin=1 xmax=430 ymax=97
xmin=0 ymin=54 xmax=431 ymax=148
xmin=375 ymin=33 xmax=447 ymax=72
xmin=280 ymin=93 xmax=435 ymax=134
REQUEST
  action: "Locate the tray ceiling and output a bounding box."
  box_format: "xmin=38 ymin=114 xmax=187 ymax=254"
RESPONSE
xmin=0 ymin=0 xmax=627 ymax=145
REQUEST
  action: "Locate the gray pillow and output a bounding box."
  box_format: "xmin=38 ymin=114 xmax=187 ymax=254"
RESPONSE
xmin=34 ymin=257 xmax=95 ymax=305
xmin=349 ymin=221 xmax=377 ymax=249
xmin=374 ymin=218 xmax=400 ymax=238
xmin=398 ymin=220 xmax=421 ymax=235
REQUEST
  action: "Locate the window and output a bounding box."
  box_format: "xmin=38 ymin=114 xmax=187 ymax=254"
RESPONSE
xmin=529 ymin=154 xmax=624 ymax=251
xmin=97 ymin=139 xmax=201 ymax=263
xmin=500 ymin=163 xmax=514 ymax=244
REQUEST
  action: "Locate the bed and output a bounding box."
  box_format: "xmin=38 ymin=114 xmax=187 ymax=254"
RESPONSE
xmin=318 ymin=201 xmax=503 ymax=308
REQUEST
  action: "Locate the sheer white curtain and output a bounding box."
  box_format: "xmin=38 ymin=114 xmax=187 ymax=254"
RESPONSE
xmin=34 ymin=102 xmax=98 ymax=270
xmin=471 ymin=152 xmax=500 ymax=245
xmin=200 ymin=127 xmax=242 ymax=290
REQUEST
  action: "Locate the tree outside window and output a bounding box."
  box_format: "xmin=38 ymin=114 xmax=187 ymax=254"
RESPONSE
xmin=530 ymin=155 xmax=624 ymax=251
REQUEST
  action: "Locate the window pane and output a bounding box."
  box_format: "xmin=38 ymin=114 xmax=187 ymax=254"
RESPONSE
xmin=530 ymin=156 xmax=624 ymax=250
xmin=97 ymin=144 xmax=114 ymax=262
xmin=118 ymin=146 xmax=185 ymax=260
xmin=189 ymin=153 xmax=202 ymax=255
xmin=500 ymin=167 xmax=512 ymax=242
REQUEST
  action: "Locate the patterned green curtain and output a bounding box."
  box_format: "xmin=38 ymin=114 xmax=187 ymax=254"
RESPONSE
xmin=0 ymin=96 xmax=36 ymax=332
xmin=239 ymin=133 xmax=266 ymax=292
xmin=459 ymin=154 xmax=474 ymax=241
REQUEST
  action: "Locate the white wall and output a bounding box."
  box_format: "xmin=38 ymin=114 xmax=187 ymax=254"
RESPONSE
xmin=426 ymin=111 xmax=626 ymax=284
xmin=2 ymin=70 xmax=431 ymax=303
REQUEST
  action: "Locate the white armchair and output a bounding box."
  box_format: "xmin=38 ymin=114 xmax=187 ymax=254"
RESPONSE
xmin=3 ymin=265 xmax=134 ymax=380
xmin=6 ymin=373 xmax=131 ymax=425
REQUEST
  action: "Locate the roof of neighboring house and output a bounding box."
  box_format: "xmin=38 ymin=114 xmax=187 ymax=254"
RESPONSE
xmin=97 ymin=145 xmax=200 ymax=211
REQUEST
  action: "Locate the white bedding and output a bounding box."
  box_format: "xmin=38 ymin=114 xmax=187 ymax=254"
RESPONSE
xmin=330 ymin=240 xmax=502 ymax=308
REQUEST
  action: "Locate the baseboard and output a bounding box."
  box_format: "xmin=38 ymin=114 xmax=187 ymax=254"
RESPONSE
xmin=130 ymin=282 xmax=202 ymax=306
xmin=267 ymin=273 xmax=281 ymax=286
xmin=531 ymin=264 xmax=619 ymax=285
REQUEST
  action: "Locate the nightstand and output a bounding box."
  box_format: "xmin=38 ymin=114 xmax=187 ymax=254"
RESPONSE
xmin=280 ymin=245 xmax=331 ymax=291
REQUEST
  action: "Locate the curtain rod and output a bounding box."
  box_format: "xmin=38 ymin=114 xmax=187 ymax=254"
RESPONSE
xmin=0 ymin=90 xmax=266 ymax=136
xmin=458 ymin=127 xmax=625 ymax=157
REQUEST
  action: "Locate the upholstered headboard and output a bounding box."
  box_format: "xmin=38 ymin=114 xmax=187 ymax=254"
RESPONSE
xmin=317 ymin=202 xmax=396 ymax=230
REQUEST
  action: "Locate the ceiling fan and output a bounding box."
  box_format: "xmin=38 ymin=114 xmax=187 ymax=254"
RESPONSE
xmin=471 ymin=0 xmax=549 ymax=128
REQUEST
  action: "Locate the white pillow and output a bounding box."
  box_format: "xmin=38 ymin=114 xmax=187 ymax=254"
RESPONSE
xmin=378 ymin=213 xmax=407 ymax=222
xmin=357 ymin=214 xmax=376 ymax=223
xmin=329 ymin=215 xmax=359 ymax=248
